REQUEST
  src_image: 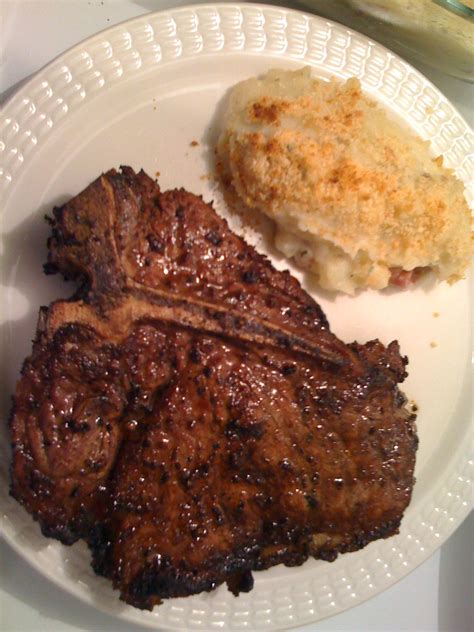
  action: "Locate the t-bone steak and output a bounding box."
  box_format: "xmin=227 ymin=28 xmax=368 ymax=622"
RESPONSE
xmin=9 ymin=167 xmax=417 ymax=609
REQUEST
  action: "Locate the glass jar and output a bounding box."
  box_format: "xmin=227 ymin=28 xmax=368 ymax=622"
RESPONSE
xmin=296 ymin=1 xmax=474 ymax=81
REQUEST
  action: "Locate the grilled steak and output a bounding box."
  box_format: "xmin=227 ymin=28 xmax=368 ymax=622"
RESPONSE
xmin=9 ymin=167 xmax=417 ymax=609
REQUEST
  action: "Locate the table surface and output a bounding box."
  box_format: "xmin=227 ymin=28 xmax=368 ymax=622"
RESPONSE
xmin=1 ymin=2 xmax=473 ymax=632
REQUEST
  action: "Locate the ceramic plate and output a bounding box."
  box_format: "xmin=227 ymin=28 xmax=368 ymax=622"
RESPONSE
xmin=0 ymin=3 xmax=472 ymax=630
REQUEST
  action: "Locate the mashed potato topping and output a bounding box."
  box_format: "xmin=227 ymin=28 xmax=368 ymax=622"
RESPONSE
xmin=217 ymin=68 xmax=471 ymax=294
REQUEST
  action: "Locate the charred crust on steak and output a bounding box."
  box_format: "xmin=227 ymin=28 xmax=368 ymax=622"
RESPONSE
xmin=9 ymin=167 xmax=417 ymax=610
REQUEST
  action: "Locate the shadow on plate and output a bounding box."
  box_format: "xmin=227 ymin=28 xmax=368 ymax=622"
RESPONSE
xmin=0 ymin=537 xmax=150 ymax=632
xmin=438 ymin=512 xmax=474 ymax=632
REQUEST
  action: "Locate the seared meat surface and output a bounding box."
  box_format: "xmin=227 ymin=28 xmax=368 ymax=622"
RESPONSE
xmin=10 ymin=167 xmax=417 ymax=609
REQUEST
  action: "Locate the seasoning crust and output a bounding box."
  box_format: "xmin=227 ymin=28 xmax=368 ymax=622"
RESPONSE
xmin=10 ymin=168 xmax=417 ymax=609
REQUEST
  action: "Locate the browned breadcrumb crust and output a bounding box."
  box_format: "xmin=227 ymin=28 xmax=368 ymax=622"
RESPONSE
xmin=217 ymin=68 xmax=472 ymax=293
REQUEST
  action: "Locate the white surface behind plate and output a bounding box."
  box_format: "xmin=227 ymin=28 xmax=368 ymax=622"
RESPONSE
xmin=2 ymin=3 xmax=469 ymax=630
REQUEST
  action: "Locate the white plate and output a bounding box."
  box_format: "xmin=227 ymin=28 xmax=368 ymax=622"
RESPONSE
xmin=0 ymin=3 xmax=472 ymax=631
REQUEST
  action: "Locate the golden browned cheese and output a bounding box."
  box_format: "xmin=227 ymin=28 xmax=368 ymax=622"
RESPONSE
xmin=217 ymin=68 xmax=472 ymax=294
